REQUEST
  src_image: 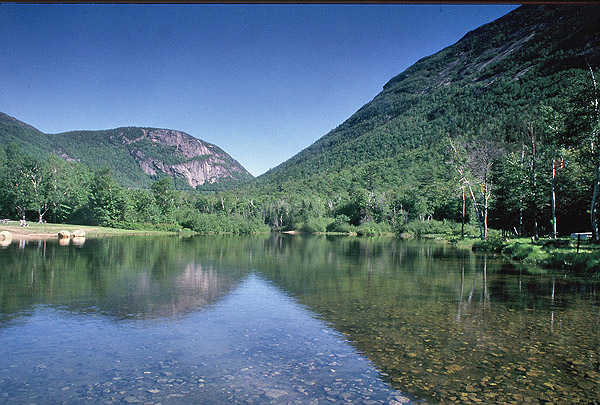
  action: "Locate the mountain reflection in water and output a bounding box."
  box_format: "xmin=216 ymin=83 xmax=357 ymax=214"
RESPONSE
xmin=0 ymin=238 xmax=247 ymax=321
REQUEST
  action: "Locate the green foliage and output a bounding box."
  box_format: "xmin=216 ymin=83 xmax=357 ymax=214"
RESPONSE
xmin=179 ymin=211 xmax=221 ymax=234
xmin=300 ymin=217 xmax=331 ymax=234
xmin=178 ymin=209 xmax=269 ymax=234
xmin=0 ymin=144 xmax=92 ymax=222
xmin=544 ymin=251 xmax=600 ymax=273
xmin=502 ymin=241 xmax=535 ymax=260
xmin=151 ymin=177 xmax=177 ymax=223
xmin=356 ymin=221 xmax=392 ymax=236
xmin=326 ymin=215 xmax=356 ymax=234
xmin=88 ymin=168 xmax=130 ymax=226
xmin=109 ymin=221 xmax=182 ymax=232
xmin=128 ymin=188 xmax=161 ymax=224
xmin=397 ymin=219 xmax=461 ymax=239
xmin=471 ymin=233 xmax=506 ymax=252
xmin=498 ymin=238 xmax=600 ymax=273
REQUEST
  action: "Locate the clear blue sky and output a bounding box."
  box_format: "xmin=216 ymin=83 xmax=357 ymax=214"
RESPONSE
xmin=0 ymin=3 xmax=518 ymax=176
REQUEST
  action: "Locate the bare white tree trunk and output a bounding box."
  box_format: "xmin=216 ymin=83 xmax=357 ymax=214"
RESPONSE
xmin=592 ymin=161 xmax=600 ymax=242
xmin=529 ymin=122 xmax=539 ymax=240
xmin=461 ymin=186 xmax=466 ymax=238
xmin=552 ymin=156 xmax=557 ymax=239
xmin=449 ymin=139 xmax=483 ymax=239
xmin=587 ymin=62 xmax=599 ymax=242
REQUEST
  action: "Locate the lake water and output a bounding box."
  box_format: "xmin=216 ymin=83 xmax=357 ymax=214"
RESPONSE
xmin=0 ymin=235 xmax=598 ymax=404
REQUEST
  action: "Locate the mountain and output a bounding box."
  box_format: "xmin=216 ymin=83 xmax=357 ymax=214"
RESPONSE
xmin=252 ymin=5 xmax=599 ymax=197
xmin=0 ymin=112 xmax=253 ymax=190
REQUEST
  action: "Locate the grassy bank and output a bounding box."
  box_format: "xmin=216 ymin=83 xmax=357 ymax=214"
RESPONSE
xmin=0 ymin=221 xmax=182 ymax=239
xmin=388 ymin=219 xmax=600 ymax=274
xmin=471 ymin=235 xmax=600 ymax=274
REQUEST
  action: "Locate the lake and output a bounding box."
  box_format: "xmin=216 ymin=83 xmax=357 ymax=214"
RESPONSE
xmin=0 ymin=234 xmax=598 ymax=404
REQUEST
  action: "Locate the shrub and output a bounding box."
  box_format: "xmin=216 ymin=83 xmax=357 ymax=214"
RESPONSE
xmin=502 ymin=241 xmax=534 ymax=260
xmin=107 ymin=221 xmax=181 ymax=232
xmin=300 ymin=217 xmax=329 ymax=233
xmin=180 ymin=211 xmax=269 ymax=234
xmin=222 ymin=215 xmax=270 ymax=234
xmin=356 ymin=221 xmax=392 ymax=236
xmin=152 ymin=223 xmax=183 ymax=232
xmin=356 ymin=222 xmax=381 ymax=236
xmin=544 ymin=251 xmax=600 ymax=273
xmin=398 ymin=219 xmax=456 ymax=238
xmin=472 ymin=233 xmax=506 ymax=252
xmin=326 ymin=215 xmax=356 ymax=233
xmin=180 ymin=212 xmax=222 ymax=234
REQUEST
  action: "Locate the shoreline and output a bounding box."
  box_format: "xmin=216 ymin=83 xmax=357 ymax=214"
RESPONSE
xmin=0 ymin=223 xmax=177 ymax=242
xmin=0 ymin=228 xmax=58 ymax=240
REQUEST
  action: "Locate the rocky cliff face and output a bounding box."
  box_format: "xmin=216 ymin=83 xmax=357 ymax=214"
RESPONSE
xmin=121 ymin=128 xmax=252 ymax=188
xmin=383 ymin=5 xmax=600 ymax=94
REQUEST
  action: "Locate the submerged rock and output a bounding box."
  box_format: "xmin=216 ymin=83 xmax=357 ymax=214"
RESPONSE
xmin=265 ymin=389 xmax=288 ymax=399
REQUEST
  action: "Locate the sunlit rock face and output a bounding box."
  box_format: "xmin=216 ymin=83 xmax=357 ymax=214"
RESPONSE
xmin=128 ymin=128 xmax=252 ymax=188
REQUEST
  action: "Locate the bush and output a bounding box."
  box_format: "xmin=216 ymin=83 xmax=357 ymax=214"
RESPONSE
xmin=107 ymin=220 xmax=146 ymax=230
xmin=107 ymin=221 xmax=181 ymax=232
xmin=300 ymin=217 xmax=330 ymax=233
xmin=180 ymin=212 xmax=222 ymax=233
xmin=356 ymin=222 xmax=379 ymax=236
xmin=398 ymin=219 xmax=458 ymax=238
xmin=502 ymin=241 xmax=534 ymax=260
xmin=544 ymin=251 xmax=600 ymax=273
xmin=221 ymin=215 xmax=270 ymax=234
xmin=326 ymin=215 xmax=356 ymax=234
xmin=153 ymin=223 xmax=183 ymax=232
xmin=472 ymin=233 xmax=506 ymax=252
xmin=180 ymin=211 xmax=269 ymax=234
xmin=356 ymin=221 xmax=392 ymax=236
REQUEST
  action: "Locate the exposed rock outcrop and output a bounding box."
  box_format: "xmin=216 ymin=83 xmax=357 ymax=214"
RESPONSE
xmin=122 ymin=128 xmax=252 ymax=188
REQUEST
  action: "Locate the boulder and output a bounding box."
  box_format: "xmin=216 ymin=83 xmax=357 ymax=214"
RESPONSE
xmin=72 ymin=229 xmax=86 ymax=238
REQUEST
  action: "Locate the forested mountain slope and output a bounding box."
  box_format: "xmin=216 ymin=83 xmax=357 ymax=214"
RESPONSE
xmin=250 ymin=5 xmax=599 ymax=235
xmin=0 ymin=112 xmax=253 ymax=190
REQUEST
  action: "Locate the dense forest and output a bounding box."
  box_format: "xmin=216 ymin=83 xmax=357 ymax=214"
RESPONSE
xmin=1 ymin=5 xmax=599 ymax=242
